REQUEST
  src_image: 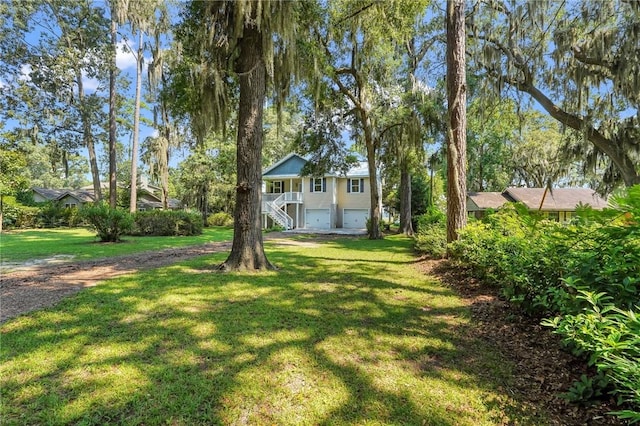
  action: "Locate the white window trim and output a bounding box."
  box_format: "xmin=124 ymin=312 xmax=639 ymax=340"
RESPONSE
xmin=312 ymin=178 xmax=325 ymax=193
xmin=273 ymin=181 xmax=284 ymax=193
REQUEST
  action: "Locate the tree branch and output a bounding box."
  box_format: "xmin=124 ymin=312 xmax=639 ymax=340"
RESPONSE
xmin=506 ymin=75 xmax=640 ymax=186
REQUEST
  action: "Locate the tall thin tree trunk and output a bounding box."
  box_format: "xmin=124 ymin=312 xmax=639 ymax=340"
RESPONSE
xmin=364 ymin=114 xmax=382 ymax=240
xmin=160 ymin=105 xmax=170 ymax=209
xmin=446 ymin=0 xmax=467 ymax=247
xmin=399 ymin=161 xmax=414 ymax=236
xmin=130 ymin=30 xmax=144 ymax=213
xmin=77 ymin=72 xmax=102 ymax=201
xmin=219 ymin=21 xmax=274 ymax=271
xmin=108 ymin=16 xmax=118 ymax=209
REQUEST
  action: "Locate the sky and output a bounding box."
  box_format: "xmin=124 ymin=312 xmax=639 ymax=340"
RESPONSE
xmin=0 ymin=2 xmax=180 ymax=183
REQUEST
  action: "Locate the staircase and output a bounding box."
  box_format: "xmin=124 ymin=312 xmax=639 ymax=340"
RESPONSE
xmin=263 ymin=193 xmax=295 ymax=229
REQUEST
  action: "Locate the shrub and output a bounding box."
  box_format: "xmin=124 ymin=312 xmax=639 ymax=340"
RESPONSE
xmin=543 ymin=293 xmax=640 ymax=417
xmin=131 ymin=209 xmax=203 ymax=236
xmin=1 ymin=197 xmax=40 ymax=229
xmin=35 ymin=202 xmax=85 ymax=228
xmin=208 ymin=211 xmax=234 ymax=227
xmin=451 ymin=186 xmax=640 ymax=418
xmin=80 ymin=203 xmax=133 ymax=242
xmin=414 ymin=223 xmax=447 ymax=258
xmin=414 ymin=206 xmax=445 ymax=232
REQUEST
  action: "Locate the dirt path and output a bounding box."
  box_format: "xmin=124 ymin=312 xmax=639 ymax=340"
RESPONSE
xmin=1 ymin=241 xmax=236 ymax=323
xmin=0 ymin=233 xmax=303 ymax=323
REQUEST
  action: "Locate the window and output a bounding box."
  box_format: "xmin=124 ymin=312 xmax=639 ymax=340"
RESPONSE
xmin=311 ymin=178 xmax=326 ymax=193
xmin=547 ymin=211 xmax=560 ymax=222
xmin=64 ymin=203 xmax=77 ymax=209
xmin=347 ymin=178 xmax=364 ymax=193
xmin=267 ymin=181 xmax=284 ymax=193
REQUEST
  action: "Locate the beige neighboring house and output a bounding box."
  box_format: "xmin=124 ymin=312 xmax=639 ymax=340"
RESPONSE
xmin=262 ymin=153 xmax=379 ymax=230
xmin=31 ymin=188 xmax=95 ymax=208
xmin=31 ymin=178 xmax=182 ymax=211
xmin=467 ymin=187 xmax=608 ymax=221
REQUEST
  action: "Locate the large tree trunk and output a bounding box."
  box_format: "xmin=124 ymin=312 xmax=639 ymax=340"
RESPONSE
xmin=108 ymin=17 xmax=118 ymax=209
xmin=130 ymin=30 xmax=144 ymax=213
xmin=364 ymin=118 xmax=382 ymax=240
xmin=219 ymin=22 xmax=274 ymax=271
xmin=399 ymin=161 xmax=414 ymax=236
xmin=446 ymin=0 xmax=467 ymax=247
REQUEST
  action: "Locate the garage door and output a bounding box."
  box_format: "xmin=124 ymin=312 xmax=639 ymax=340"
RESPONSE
xmin=343 ymin=209 xmax=369 ymax=229
xmin=305 ymin=209 xmax=331 ymax=229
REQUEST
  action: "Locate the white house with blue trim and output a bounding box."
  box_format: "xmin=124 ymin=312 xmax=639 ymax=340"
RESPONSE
xmin=262 ymin=153 xmax=379 ymax=230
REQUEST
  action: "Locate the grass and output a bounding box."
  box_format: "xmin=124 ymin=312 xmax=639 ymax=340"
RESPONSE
xmin=0 ymin=235 xmax=549 ymax=425
xmin=0 ymin=227 xmax=234 ymax=264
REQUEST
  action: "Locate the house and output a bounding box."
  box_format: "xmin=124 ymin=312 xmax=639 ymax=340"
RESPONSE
xmin=31 ymin=188 xmax=95 ymax=209
xmin=31 ymin=179 xmax=182 ymax=211
xmin=467 ymin=187 xmax=608 ymax=221
xmin=261 ymin=153 xmax=379 ymax=230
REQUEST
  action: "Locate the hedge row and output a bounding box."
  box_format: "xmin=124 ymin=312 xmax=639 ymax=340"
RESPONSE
xmin=448 ymin=186 xmax=640 ymax=421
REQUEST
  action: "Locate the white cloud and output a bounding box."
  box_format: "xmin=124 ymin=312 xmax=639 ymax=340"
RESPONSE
xmin=81 ymin=69 xmax=101 ymax=92
xmin=19 ymin=64 xmax=33 ymax=82
xmin=116 ymin=40 xmax=137 ymax=70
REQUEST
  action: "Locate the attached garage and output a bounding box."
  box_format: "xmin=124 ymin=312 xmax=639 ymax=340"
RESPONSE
xmin=305 ymin=208 xmax=331 ymax=229
xmin=343 ymin=208 xmax=369 ymax=229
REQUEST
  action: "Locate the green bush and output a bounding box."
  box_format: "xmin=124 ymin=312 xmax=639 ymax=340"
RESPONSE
xmin=414 ymin=206 xmax=445 ymax=232
xmin=207 ymin=211 xmax=234 ymax=227
xmin=36 ymin=203 xmax=84 ymax=228
xmin=450 ymin=186 xmax=640 ymax=418
xmin=15 ymin=205 xmax=40 ymax=228
xmin=131 ymin=209 xmax=203 ymax=236
xmin=1 ymin=196 xmax=40 ymax=229
xmin=543 ymin=293 xmax=640 ymax=418
xmin=414 ymin=223 xmax=447 ymax=258
xmin=80 ymin=203 xmax=133 ymax=242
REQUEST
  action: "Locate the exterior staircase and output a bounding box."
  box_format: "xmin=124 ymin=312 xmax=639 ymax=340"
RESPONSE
xmin=263 ymin=192 xmax=300 ymax=230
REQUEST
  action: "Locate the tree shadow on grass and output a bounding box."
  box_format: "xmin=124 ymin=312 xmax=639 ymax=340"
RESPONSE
xmin=1 ymin=236 xmax=548 ymax=425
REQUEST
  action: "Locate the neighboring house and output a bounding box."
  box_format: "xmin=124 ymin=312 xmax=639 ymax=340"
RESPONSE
xmin=31 ymin=180 xmax=182 ymax=211
xmin=31 ymin=188 xmax=95 ymax=209
xmin=467 ymin=187 xmax=608 ymax=221
xmin=262 ymin=153 xmax=379 ymax=230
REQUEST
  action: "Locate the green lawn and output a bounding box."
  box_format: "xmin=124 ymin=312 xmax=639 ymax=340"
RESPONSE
xmin=0 ymin=235 xmax=548 ymax=425
xmin=0 ymin=227 xmax=234 ymax=264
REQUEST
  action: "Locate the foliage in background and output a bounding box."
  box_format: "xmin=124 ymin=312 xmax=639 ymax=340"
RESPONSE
xmin=207 ymin=212 xmax=233 ymax=227
xmin=450 ymin=186 xmax=640 ymax=419
xmin=130 ymin=209 xmax=202 ymax=236
xmin=80 ymin=203 xmax=133 ymax=242
xmin=37 ymin=202 xmax=83 ymax=228
xmin=413 ymin=206 xmax=447 ymax=258
xmin=0 ymin=197 xmax=39 ymax=229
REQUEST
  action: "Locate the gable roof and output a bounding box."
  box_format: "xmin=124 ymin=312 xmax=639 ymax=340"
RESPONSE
xmin=467 ymin=192 xmax=508 ymax=211
xmin=56 ymin=190 xmax=96 ymax=203
xmin=504 ymin=187 xmax=608 ymax=211
xmin=32 ymin=187 xmax=66 ymax=200
xmin=263 ymin=153 xmax=308 ymax=177
xmin=263 ymin=153 xmax=370 ymax=179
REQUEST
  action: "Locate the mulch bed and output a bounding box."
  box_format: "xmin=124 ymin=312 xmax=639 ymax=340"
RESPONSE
xmin=417 ymin=256 xmax=629 ymax=426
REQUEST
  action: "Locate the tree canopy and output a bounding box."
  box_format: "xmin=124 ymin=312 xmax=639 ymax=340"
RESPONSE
xmin=469 ymin=0 xmax=640 ymax=191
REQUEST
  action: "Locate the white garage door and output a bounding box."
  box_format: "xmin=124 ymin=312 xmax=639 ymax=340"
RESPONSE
xmin=343 ymin=209 xmax=369 ymax=229
xmin=305 ymin=209 xmax=331 ymax=229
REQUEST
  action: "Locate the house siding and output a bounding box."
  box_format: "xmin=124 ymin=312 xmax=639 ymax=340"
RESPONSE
xmin=336 ymin=178 xmax=370 ymax=209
